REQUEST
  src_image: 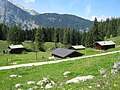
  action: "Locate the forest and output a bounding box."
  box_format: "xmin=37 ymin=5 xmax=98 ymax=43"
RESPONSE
xmin=0 ymin=17 xmax=120 ymax=51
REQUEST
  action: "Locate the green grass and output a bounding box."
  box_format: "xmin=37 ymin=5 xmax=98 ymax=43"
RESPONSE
xmin=108 ymin=36 xmax=120 ymax=46
xmin=0 ymin=52 xmax=120 ymax=89
xmin=0 ymin=40 xmax=9 ymax=54
xmin=0 ymin=40 xmax=120 ymax=67
xmin=0 ymin=51 xmax=51 ymax=66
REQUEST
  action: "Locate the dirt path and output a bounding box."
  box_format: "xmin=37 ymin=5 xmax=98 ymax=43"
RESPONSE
xmin=0 ymin=50 xmax=120 ymax=70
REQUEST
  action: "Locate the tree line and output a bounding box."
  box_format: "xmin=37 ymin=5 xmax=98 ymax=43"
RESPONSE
xmin=0 ymin=17 xmax=120 ymax=51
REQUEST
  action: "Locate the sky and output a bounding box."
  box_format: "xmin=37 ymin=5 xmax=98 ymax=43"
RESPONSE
xmin=9 ymin=0 xmax=120 ymax=21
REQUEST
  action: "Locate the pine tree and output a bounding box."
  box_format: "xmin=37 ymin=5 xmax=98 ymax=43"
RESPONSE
xmin=35 ymin=28 xmax=45 ymax=51
xmin=53 ymin=29 xmax=58 ymax=48
xmin=7 ymin=25 xmax=22 ymax=44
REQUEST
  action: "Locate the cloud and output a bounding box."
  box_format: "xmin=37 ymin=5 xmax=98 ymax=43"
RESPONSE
xmin=23 ymin=0 xmax=35 ymax=3
xmin=85 ymin=4 xmax=91 ymax=16
xmin=91 ymin=15 xmax=112 ymax=21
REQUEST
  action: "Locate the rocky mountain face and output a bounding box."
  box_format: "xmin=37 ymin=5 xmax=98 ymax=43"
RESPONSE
xmin=0 ymin=0 xmax=93 ymax=31
xmin=0 ymin=0 xmax=38 ymax=29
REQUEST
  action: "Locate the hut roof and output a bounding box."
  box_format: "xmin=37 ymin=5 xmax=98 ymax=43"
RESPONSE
xmin=71 ymin=45 xmax=85 ymax=50
xmin=52 ymin=48 xmax=76 ymax=58
xmin=8 ymin=45 xmax=24 ymax=49
xmin=96 ymin=41 xmax=115 ymax=46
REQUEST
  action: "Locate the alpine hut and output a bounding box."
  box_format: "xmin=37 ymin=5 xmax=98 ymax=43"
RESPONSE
xmin=95 ymin=41 xmax=115 ymax=50
xmin=8 ymin=44 xmax=24 ymax=54
xmin=51 ymin=48 xmax=83 ymax=58
xmin=69 ymin=45 xmax=85 ymax=50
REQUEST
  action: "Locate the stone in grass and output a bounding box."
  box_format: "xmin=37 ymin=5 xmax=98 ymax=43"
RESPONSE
xmin=27 ymin=81 xmax=36 ymax=85
xmin=15 ymin=83 xmax=22 ymax=88
xmin=9 ymin=74 xmax=17 ymax=78
xmin=88 ymin=86 xmax=92 ymax=89
xmin=45 ymin=83 xmax=54 ymax=89
xmin=63 ymin=71 xmax=71 ymax=77
xmin=18 ymin=75 xmax=22 ymax=78
xmin=111 ymin=62 xmax=120 ymax=74
xmin=99 ymin=68 xmax=107 ymax=75
xmin=9 ymin=74 xmax=22 ymax=78
xmin=27 ymin=88 xmax=33 ymax=90
xmin=33 ymin=86 xmax=39 ymax=89
xmin=66 ymin=75 xmax=94 ymax=84
xmin=112 ymin=62 xmax=120 ymax=70
xmin=37 ymin=78 xmax=55 ymax=89
xmin=17 ymin=88 xmax=22 ymax=90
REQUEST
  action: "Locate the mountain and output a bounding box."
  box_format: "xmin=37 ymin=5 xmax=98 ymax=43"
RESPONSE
xmin=0 ymin=0 xmax=38 ymax=29
xmin=8 ymin=0 xmax=39 ymax=15
xmin=0 ymin=0 xmax=93 ymax=31
xmin=33 ymin=13 xmax=93 ymax=31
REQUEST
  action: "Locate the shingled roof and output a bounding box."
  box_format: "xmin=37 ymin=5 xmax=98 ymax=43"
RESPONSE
xmin=8 ymin=45 xmax=24 ymax=49
xmin=70 ymin=45 xmax=85 ymax=50
xmin=96 ymin=41 xmax=115 ymax=46
xmin=52 ymin=48 xmax=76 ymax=58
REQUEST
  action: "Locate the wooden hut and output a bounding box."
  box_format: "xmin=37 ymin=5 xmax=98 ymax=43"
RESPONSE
xmin=95 ymin=41 xmax=115 ymax=50
xmin=8 ymin=45 xmax=24 ymax=54
xmin=69 ymin=45 xmax=85 ymax=50
xmin=51 ymin=48 xmax=83 ymax=58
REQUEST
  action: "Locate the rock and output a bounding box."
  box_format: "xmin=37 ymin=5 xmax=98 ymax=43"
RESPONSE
xmin=45 ymin=83 xmax=53 ymax=89
xmin=99 ymin=68 xmax=107 ymax=75
xmin=112 ymin=62 xmax=120 ymax=70
xmin=96 ymin=84 xmax=101 ymax=87
xmin=103 ymin=74 xmax=107 ymax=78
xmin=111 ymin=62 xmax=120 ymax=74
xmin=66 ymin=75 xmax=94 ymax=84
xmin=18 ymin=75 xmax=22 ymax=78
xmin=63 ymin=71 xmax=71 ymax=77
xmin=17 ymin=88 xmax=23 ymax=90
xmin=33 ymin=86 xmax=39 ymax=89
xmin=9 ymin=74 xmax=22 ymax=78
xmin=37 ymin=77 xmax=55 ymax=89
xmin=9 ymin=74 xmax=17 ymax=78
xmin=27 ymin=88 xmax=33 ymax=90
xmin=27 ymin=81 xmax=36 ymax=85
xmin=15 ymin=83 xmax=22 ymax=88
xmin=111 ymin=69 xmax=118 ymax=74
xmin=88 ymin=86 xmax=92 ymax=89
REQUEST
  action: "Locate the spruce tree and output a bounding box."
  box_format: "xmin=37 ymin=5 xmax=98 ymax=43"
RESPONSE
xmin=35 ymin=28 xmax=45 ymax=51
xmin=7 ymin=25 xmax=22 ymax=44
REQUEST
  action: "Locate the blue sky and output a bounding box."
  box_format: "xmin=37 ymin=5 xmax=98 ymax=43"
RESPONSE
xmin=9 ymin=0 xmax=120 ymax=21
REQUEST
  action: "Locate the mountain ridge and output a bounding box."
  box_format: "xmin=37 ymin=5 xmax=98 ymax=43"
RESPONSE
xmin=0 ymin=0 xmax=93 ymax=30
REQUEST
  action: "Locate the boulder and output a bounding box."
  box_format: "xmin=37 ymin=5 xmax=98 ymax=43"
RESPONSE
xmin=27 ymin=81 xmax=36 ymax=85
xmin=99 ymin=68 xmax=107 ymax=75
xmin=63 ymin=71 xmax=71 ymax=77
xmin=111 ymin=62 xmax=120 ymax=74
xmin=15 ymin=83 xmax=22 ymax=88
xmin=37 ymin=78 xmax=55 ymax=89
xmin=66 ymin=75 xmax=94 ymax=84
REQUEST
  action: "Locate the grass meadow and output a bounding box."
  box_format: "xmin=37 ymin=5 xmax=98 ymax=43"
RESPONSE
xmin=0 ymin=52 xmax=120 ymax=89
xmin=0 ymin=39 xmax=120 ymax=89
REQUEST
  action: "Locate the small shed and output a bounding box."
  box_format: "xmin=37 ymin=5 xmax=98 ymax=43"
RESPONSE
xmin=51 ymin=48 xmax=83 ymax=58
xmin=8 ymin=45 xmax=24 ymax=54
xmin=95 ymin=41 xmax=115 ymax=50
xmin=69 ymin=45 xmax=85 ymax=50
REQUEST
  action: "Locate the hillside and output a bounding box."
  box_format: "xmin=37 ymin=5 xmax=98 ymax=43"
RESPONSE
xmin=33 ymin=13 xmax=92 ymax=31
xmin=0 ymin=50 xmax=120 ymax=89
xmin=0 ymin=0 xmax=93 ymax=30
